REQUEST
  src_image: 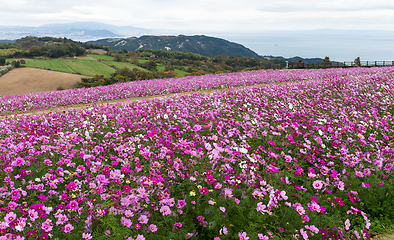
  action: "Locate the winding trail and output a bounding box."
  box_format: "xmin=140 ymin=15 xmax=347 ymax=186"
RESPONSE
xmin=0 ymin=81 xmax=290 ymax=117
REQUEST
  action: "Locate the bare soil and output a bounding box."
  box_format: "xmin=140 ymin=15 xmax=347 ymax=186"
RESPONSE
xmin=0 ymin=68 xmax=90 ymax=96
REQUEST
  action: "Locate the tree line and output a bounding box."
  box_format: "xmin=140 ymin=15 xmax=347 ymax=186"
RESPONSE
xmin=0 ymin=36 xmax=106 ymax=58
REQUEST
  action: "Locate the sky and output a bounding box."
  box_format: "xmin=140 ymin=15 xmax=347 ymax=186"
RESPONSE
xmin=0 ymin=0 xmax=394 ymax=61
xmin=1 ymin=0 xmax=394 ymax=31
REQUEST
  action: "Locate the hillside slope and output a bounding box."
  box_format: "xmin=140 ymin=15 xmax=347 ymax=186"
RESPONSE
xmin=88 ymin=35 xmax=260 ymax=58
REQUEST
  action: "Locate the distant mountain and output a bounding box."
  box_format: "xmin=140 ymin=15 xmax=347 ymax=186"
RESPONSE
xmin=0 ymin=22 xmax=152 ymax=41
xmin=0 ymin=39 xmax=14 ymax=44
xmin=263 ymin=55 xmax=327 ymax=64
xmin=88 ymin=35 xmax=261 ymax=58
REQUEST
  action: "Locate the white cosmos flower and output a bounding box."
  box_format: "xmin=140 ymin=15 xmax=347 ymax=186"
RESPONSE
xmin=239 ymin=148 xmax=248 ymax=154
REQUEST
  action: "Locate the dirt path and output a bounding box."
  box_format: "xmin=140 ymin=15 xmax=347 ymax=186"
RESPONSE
xmin=0 ymin=68 xmax=90 ymax=96
xmin=0 ymin=82 xmax=284 ymax=117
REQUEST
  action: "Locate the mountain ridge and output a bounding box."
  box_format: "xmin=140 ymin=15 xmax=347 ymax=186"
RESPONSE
xmin=88 ymin=35 xmax=261 ymax=58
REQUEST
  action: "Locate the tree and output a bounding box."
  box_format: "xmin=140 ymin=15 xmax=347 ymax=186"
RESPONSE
xmin=114 ymin=53 xmax=125 ymax=62
xmin=12 ymin=60 xmax=21 ymax=68
xmin=0 ymin=57 xmax=5 ymax=66
xmin=354 ymin=57 xmax=361 ymax=67
xmin=141 ymin=60 xmax=157 ymax=71
xmin=323 ymin=56 xmax=331 ymax=66
xmin=29 ymin=46 xmax=42 ymax=56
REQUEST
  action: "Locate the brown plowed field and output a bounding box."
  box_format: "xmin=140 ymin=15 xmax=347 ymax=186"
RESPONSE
xmin=0 ymin=68 xmax=90 ymax=96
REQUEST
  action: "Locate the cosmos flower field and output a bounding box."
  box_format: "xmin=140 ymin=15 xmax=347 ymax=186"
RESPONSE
xmin=0 ymin=67 xmax=393 ymax=239
xmin=0 ymin=67 xmax=384 ymax=113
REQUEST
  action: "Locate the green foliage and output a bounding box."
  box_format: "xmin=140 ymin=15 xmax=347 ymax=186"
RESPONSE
xmin=11 ymin=60 xmax=21 ymax=68
xmin=0 ymin=36 xmax=90 ymax=58
xmin=0 ymin=57 xmax=5 ymax=66
xmin=114 ymin=53 xmax=126 ymax=62
xmin=141 ymin=60 xmax=157 ymax=71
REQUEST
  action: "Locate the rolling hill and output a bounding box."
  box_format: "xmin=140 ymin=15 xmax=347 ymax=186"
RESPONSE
xmin=88 ymin=35 xmax=261 ymax=58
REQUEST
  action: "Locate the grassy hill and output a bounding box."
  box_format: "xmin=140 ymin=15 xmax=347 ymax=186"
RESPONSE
xmin=88 ymin=35 xmax=261 ymax=58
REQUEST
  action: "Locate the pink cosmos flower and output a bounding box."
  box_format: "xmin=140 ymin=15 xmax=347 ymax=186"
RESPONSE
xmin=220 ymin=207 xmax=226 ymax=212
xmin=149 ymin=224 xmax=158 ymax=232
xmin=82 ymin=233 xmax=92 ymax=239
xmin=258 ymin=233 xmax=269 ymax=240
xmin=337 ymin=181 xmax=345 ymax=191
xmin=214 ymin=182 xmax=222 ymax=190
xmin=67 ymin=200 xmax=79 ymax=210
xmin=138 ymin=215 xmax=148 ymax=224
xmin=295 ymin=205 xmax=306 ymax=215
xmin=27 ymin=209 xmax=38 ymax=223
xmin=174 ymin=222 xmax=182 ymax=227
xmin=345 ymin=219 xmax=351 ymax=230
xmin=177 ymin=199 xmax=186 ymax=209
xmin=224 ymin=188 xmax=233 ymax=198
xmin=312 ymin=180 xmax=324 ymax=190
xmin=55 ymin=214 xmax=68 ymax=226
xmin=239 ymin=232 xmax=249 ymax=240
xmin=300 ymin=228 xmax=308 ymax=240
xmin=63 ymin=223 xmax=74 ymax=233
xmin=135 ymin=235 xmax=145 ymax=240
xmin=302 ymin=215 xmax=310 ymax=222
xmin=220 ymin=226 xmax=228 ymax=235
xmin=160 ymin=206 xmax=171 ymax=216
xmin=8 ymin=202 xmax=18 ymax=210
xmin=124 ymin=210 xmax=134 ymax=218
xmin=4 ymin=212 xmax=16 ymax=224
xmin=267 ymin=140 xmax=275 ymax=146
xmin=97 ymin=175 xmax=110 ymax=185
xmin=123 ymin=218 xmax=132 ymax=228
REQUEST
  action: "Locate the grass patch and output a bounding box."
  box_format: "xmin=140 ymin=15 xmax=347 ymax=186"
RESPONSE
xmin=174 ymin=68 xmax=188 ymax=77
xmin=103 ymin=61 xmax=150 ymax=72
xmin=156 ymin=65 xmax=165 ymax=71
xmin=88 ymin=55 xmax=115 ymax=61
xmin=62 ymin=59 xmax=116 ymax=78
xmin=20 ymin=59 xmax=76 ymax=73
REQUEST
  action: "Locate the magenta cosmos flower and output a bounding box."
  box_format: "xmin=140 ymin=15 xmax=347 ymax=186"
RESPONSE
xmin=65 ymin=182 xmax=77 ymax=191
xmin=199 ymin=187 xmax=209 ymax=195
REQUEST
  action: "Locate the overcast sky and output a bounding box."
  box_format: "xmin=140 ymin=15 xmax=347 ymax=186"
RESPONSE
xmin=1 ymin=0 xmax=394 ymax=31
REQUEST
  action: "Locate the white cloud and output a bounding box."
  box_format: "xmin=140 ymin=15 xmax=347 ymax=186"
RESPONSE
xmin=0 ymin=0 xmax=393 ymax=31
